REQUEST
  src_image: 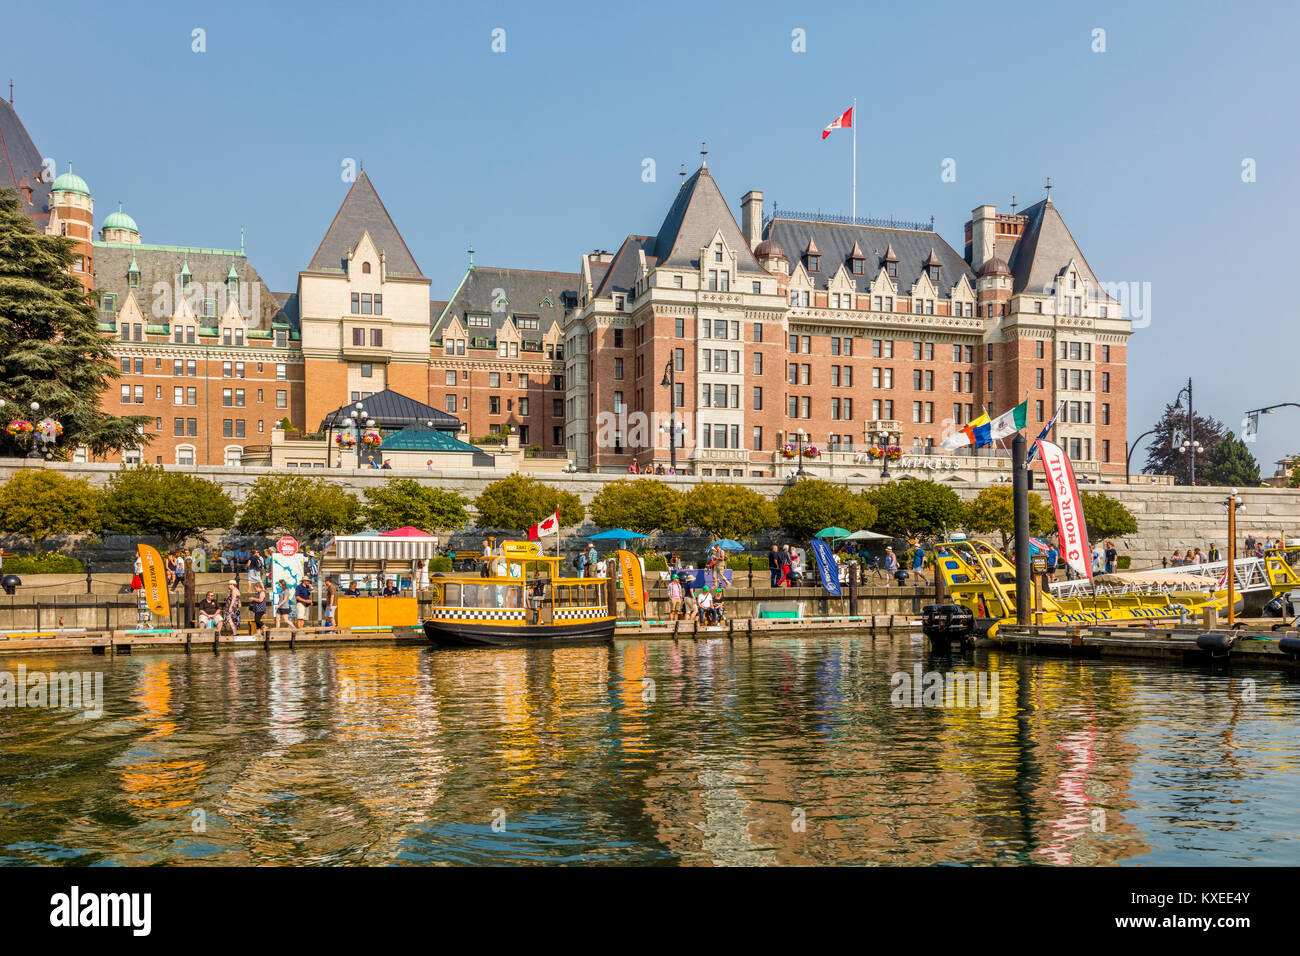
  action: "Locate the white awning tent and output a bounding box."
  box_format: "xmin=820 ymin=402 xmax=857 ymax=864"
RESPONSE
xmin=328 ymin=534 xmax=442 ymax=562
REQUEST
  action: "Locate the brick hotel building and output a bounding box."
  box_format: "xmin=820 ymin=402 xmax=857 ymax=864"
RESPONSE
xmin=2 ymin=94 xmax=1129 ymax=475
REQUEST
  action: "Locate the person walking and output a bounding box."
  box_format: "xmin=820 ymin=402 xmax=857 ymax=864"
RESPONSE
xmin=294 ymin=578 xmax=313 ymax=628
xmin=1104 ymin=540 xmax=1118 ymax=575
xmin=222 ymin=580 xmax=242 ymax=636
xmin=247 ymin=548 xmax=264 ymax=589
xmin=249 ymin=581 xmax=268 ymax=635
xmin=911 ymin=545 xmax=929 ymax=585
xmin=274 ymin=583 xmax=293 ymax=628
xmin=585 ymin=542 xmax=599 ymax=574
xmin=667 ymin=573 xmax=683 ymax=621
xmin=778 ymin=545 xmax=792 ymax=588
xmin=480 ymin=539 xmax=492 ymax=578
xmin=884 ymin=546 xmax=899 ymax=584
xmin=768 ymin=545 xmax=781 ymax=588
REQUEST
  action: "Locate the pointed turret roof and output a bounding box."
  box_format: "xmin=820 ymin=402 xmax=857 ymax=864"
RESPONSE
xmin=923 ymin=247 xmax=943 ymax=268
xmin=307 ymin=170 xmax=424 ymax=278
xmin=881 ymin=243 xmax=899 ymax=263
xmin=803 ymin=236 xmax=820 ymax=257
xmin=651 ymin=165 xmax=762 ymax=272
xmin=847 ymin=240 xmax=865 ymax=259
xmin=0 ymin=97 xmax=50 ymax=226
xmin=1007 ymin=198 xmax=1101 ymax=294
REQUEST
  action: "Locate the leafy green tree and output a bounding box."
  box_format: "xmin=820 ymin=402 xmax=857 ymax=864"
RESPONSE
xmin=1142 ymin=403 xmax=1227 ymax=485
xmin=362 ymin=478 xmax=469 ymax=531
xmin=1201 ymin=431 xmax=1262 ymax=487
xmin=589 ymin=478 xmax=685 ymax=534
xmin=963 ymin=485 xmax=1054 ymax=550
xmin=101 ymin=465 xmax=236 ymax=550
xmin=237 ymin=474 xmax=361 ymax=541
xmin=1080 ymin=492 xmax=1138 ymax=541
xmin=0 ymin=469 xmax=102 ymax=545
xmin=0 ymin=189 xmax=151 ymax=456
xmin=776 ymin=479 xmax=873 ymax=540
xmin=473 ymin=474 xmax=584 ymax=531
xmin=683 ymin=483 xmax=779 ymax=540
xmin=865 ymin=478 xmax=965 ymax=539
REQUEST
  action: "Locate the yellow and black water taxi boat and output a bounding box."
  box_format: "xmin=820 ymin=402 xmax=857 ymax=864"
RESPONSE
xmin=423 ymin=540 xmax=616 ymax=648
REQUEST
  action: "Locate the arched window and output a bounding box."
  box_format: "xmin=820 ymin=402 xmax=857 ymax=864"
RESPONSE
xmin=224 ymin=446 xmax=243 ymax=467
xmin=176 ymin=444 xmax=196 ymax=466
xmin=362 ymin=261 xmax=371 ymax=274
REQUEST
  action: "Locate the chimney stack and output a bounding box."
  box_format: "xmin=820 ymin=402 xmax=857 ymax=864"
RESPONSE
xmin=969 ymin=205 xmax=997 ymax=274
xmin=741 ymin=190 xmax=763 ymax=251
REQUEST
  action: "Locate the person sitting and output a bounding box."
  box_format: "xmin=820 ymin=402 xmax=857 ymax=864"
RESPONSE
xmin=342 ymin=580 xmax=360 ymax=597
xmin=381 ymin=580 xmax=399 ymax=597
xmin=197 ymin=592 xmax=221 ymax=629
xmin=711 ymin=587 xmax=725 ymax=624
xmin=695 ymin=587 xmax=713 ymax=624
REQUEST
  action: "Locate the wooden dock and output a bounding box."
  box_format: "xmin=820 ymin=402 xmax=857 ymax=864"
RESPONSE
xmin=993 ymin=620 xmax=1300 ymax=668
xmin=0 ymin=615 xmax=922 ymax=656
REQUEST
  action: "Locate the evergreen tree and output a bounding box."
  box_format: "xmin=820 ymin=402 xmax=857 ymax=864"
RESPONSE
xmin=1141 ymin=403 xmax=1226 ymax=485
xmin=0 ymin=189 xmax=150 ymax=456
xmin=1201 ymin=431 xmax=1262 ymax=487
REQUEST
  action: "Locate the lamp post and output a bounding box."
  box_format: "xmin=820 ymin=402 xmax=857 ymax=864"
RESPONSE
xmin=1173 ymin=378 xmax=1200 ymax=485
xmin=660 ymin=360 xmax=677 ymax=473
xmin=872 ymin=426 xmax=897 ymax=479
xmin=1125 ymin=427 xmax=1158 ymax=484
xmin=1224 ymin=489 xmax=1246 ymax=628
xmin=795 ymin=428 xmax=806 ymax=478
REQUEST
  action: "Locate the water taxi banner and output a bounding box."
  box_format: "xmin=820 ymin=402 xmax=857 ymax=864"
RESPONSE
xmin=617 ymin=549 xmax=644 ymax=614
xmin=1035 ymin=439 xmax=1092 ymax=582
xmin=136 ymin=544 xmax=171 ymax=617
xmin=810 ymin=538 xmax=842 ymax=596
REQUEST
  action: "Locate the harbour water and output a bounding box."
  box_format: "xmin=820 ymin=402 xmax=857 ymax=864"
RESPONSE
xmin=2 ymin=634 xmax=1298 ymax=866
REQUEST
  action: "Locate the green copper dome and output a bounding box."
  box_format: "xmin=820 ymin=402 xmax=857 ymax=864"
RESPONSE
xmin=51 ymin=165 xmax=89 ymax=195
xmin=102 ymin=203 xmax=138 ymax=234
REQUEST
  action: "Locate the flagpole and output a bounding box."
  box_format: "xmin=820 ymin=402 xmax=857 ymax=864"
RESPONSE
xmin=851 ymin=98 xmax=857 ymax=221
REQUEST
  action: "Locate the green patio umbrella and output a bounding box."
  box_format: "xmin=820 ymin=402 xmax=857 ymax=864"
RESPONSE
xmin=815 ymin=527 xmax=850 ymax=539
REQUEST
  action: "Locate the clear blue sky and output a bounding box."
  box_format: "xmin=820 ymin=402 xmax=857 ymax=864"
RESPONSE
xmin=6 ymin=0 xmax=1297 ymax=474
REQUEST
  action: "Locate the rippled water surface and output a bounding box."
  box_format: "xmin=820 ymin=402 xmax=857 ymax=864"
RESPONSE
xmin=2 ymin=635 xmax=1298 ymax=865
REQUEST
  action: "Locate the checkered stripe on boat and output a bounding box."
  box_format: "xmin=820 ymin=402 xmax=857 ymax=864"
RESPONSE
xmin=430 ymin=608 xmax=526 ymax=620
xmin=554 ymin=607 xmax=608 ymax=619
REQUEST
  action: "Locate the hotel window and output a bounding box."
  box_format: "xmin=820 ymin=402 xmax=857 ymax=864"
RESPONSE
xmin=489 ymin=372 xmax=501 ymax=388
xmin=614 ymin=329 xmax=624 ymax=348
xmin=1035 ymin=400 xmax=1044 ymax=422
xmin=134 ymin=386 xmax=143 ymax=403
xmin=519 ymin=398 xmax=530 ymax=416
xmin=674 ymin=348 xmax=684 ymax=371
xmin=925 ymin=403 xmax=933 ymax=423
xmin=674 ymin=275 xmax=683 ymax=288
xmin=1102 ymin=345 xmax=1111 ymax=363
xmin=1102 ymin=403 xmax=1111 ymax=425
xmin=275 ymin=330 xmax=288 ymax=348
xmin=788 ymin=334 xmax=799 ymax=353
xmin=788 ymin=396 xmax=799 ymax=418
xmin=222 ymin=361 xmax=232 ymax=378
xmin=1036 ymin=368 xmax=1044 ymax=389
xmin=674 ymin=318 xmax=685 ymax=337
xmin=1102 ymin=440 xmax=1111 ymax=462
xmin=223 ymin=419 xmax=233 ymax=438
xmin=614 ymin=358 xmax=624 ymax=380
xmin=223 ymin=329 xmax=233 ymax=346
xmin=277 ymin=364 xmax=287 ymax=380
xmin=673 ymin=384 xmax=683 ymax=407
xmin=801 ymin=335 xmax=810 ymax=353
xmin=831 ymin=398 xmax=841 ymax=419
xmin=362 ymin=294 xmax=374 ymax=315
xmin=257 ymin=389 xmax=263 ymax=403
xmin=374 ymin=295 xmax=382 ymax=315
xmin=1102 ymin=372 xmax=1111 ymax=393
xmin=222 ymin=388 xmax=233 ymax=406
xmin=753 ymin=386 xmax=763 ymax=410
xmin=1036 ymin=341 xmax=1045 ymax=359
xmin=800 ymin=364 xmax=810 ymax=386
xmin=753 ymin=353 xmax=763 ymax=376
xmin=953 ymin=371 xmax=962 ymax=392
xmin=872 ymin=400 xmax=881 ymax=419
xmin=787 ymin=363 xmax=798 ymax=386
xmin=831 ymin=367 xmax=840 ymax=387
xmin=457 ymin=340 xmax=465 ymax=355
xmin=800 ymin=397 xmax=811 ymax=418
xmin=445 ymin=371 xmax=456 ymax=386
xmin=445 ymin=395 xmax=456 ymax=413
xmin=352 ymin=327 xmax=364 ymax=346
xmin=953 ymin=404 xmax=963 ymax=425
xmin=235 ymin=362 xmax=245 ymax=378
xmin=490 ymin=397 xmax=501 ymax=414
xmin=276 ymin=390 xmax=287 ymax=408
xmin=913 ymin=369 xmax=923 ymax=390
xmin=912 ymin=402 xmax=922 ymax=423
xmin=173 ymin=387 xmax=184 ymax=405
xmin=177 ymin=446 xmax=195 ymax=466
xmin=120 ymin=385 xmax=131 ymax=404
xmin=371 ymin=329 xmax=382 ymax=347
xmin=753 ymin=427 xmax=763 ymax=451
xmin=987 ymin=370 xmax=994 ymax=391
xmin=752 ymin=281 xmax=761 ymax=294
xmin=174 ymin=418 xmax=185 ymax=436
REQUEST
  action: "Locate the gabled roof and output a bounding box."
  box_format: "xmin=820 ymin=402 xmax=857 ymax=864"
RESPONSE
xmin=1007 ymin=199 xmax=1102 ymax=294
xmin=0 ymin=98 xmax=50 ymax=226
xmin=593 ymin=236 xmax=656 ymax=299
xmin=307 ymin=170 xmax=423 ymax=278
xmin=651 ymin=165 xmax=763 ymax=272
xmin=431 ymin=265 xmax=578 ymax=340
xmin=320 ymin=388 xmax=460 ymax=433
xmin=764 ymin=218 xmax=973 ymax=293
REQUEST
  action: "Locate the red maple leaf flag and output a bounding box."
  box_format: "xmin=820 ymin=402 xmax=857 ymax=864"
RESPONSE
xmin=822 ymin=106 xmax=853 ymax=139
xmin=528 ymin=509 xmax=560 ymax=540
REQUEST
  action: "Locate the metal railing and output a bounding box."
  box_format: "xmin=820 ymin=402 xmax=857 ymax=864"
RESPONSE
xmin=765 ymin=206 xmax=934 ymax=233
xmin=1049 ymin=557 xmax=1272 ymax=600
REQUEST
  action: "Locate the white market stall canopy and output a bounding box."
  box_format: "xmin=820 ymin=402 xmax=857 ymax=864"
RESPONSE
xmin=329 ymin=534 xmax=442 ymax=562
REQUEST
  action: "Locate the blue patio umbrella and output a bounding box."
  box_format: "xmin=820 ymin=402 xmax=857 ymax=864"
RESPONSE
xmin=585 ymin=529 xmax=649 ymax=540
xmin=713 ymin=539 xmax=745 ymax=551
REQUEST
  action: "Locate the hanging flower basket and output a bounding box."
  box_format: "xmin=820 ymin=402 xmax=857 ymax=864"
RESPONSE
xmin=6 ymin=420 xmax=33 ymax=436
xmin=335 ymin=433 xmax=357 ymax=448
xmin=36 ymin=419 xmax=62 ymax=438
xmin=361 ymin=431 xmax=382 ymax=446
xmin=802 ymin=445 xmax=821 ymax=459
xmin=779 ymin=445 xmax=799 ymax=460
xmin=868 ymin=445 xmax=903 ymax=461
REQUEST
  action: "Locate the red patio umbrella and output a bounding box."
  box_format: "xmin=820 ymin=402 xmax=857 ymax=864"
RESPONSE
xmin=379 ymin=526 xmax=437 ymax=538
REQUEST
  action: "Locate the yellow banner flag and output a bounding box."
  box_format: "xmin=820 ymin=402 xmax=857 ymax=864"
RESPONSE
xmin=137 ymin=544 xmax=171 ymax=617
xmin=616 ymin=549 xmax=644 ymax=616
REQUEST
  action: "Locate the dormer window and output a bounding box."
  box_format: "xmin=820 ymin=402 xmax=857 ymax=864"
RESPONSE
xmin=848 ymin=240 xmax=866 ymax=275
xmin=882 ymin=244 xmax=900 ymax=279
xmin=714 ymin=244 xmax=723 ymax=263
xmin=362 ymin=261 xmax=371 ymax=274
xmin=128 ymin=271 xmax=140 ymax=287
xmin=802 ymin=237 xmax=821 ymax=273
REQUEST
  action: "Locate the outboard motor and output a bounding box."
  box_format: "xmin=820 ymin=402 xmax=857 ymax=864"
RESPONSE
xmin=922 ymin=603 xmax=975 ymax=649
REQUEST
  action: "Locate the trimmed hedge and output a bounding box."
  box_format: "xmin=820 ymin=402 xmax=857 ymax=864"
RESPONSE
xmin=1 ymin=553 xmax=85 ymax=574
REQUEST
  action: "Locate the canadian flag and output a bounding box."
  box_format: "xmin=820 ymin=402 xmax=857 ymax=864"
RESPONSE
xmin=528 ymin=509 xmax=560 ymax=540
xmin=822 ymin=106 xmax=853 ymax=139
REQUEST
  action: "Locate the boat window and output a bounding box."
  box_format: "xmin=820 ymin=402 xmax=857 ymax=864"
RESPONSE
xmin=442 ymin=583 xmax=461 ymax=606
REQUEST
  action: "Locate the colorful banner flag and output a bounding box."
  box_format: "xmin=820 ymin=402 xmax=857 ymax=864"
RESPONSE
xmin=1035 ymin=439 xmax=1092 ymax=582
xmin=1026 ymin=402 xmax=1065 ymax=464
xmin=616 ymin=548 xmax=644 ymax=617
xmin=527 ymin=509 xmax=560 ymax=540
xmin=988 ymin=400 xmax=1028 ymax=441
xmin=809 ymin=538 xmax=842 ymax=596
xmin=941 ymin=412 xmax=990 ymax=451
xmin=821 ymin=105 xmax=853 ymax=139
xmin=136 ymin=544 xmax=171 ymax=617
